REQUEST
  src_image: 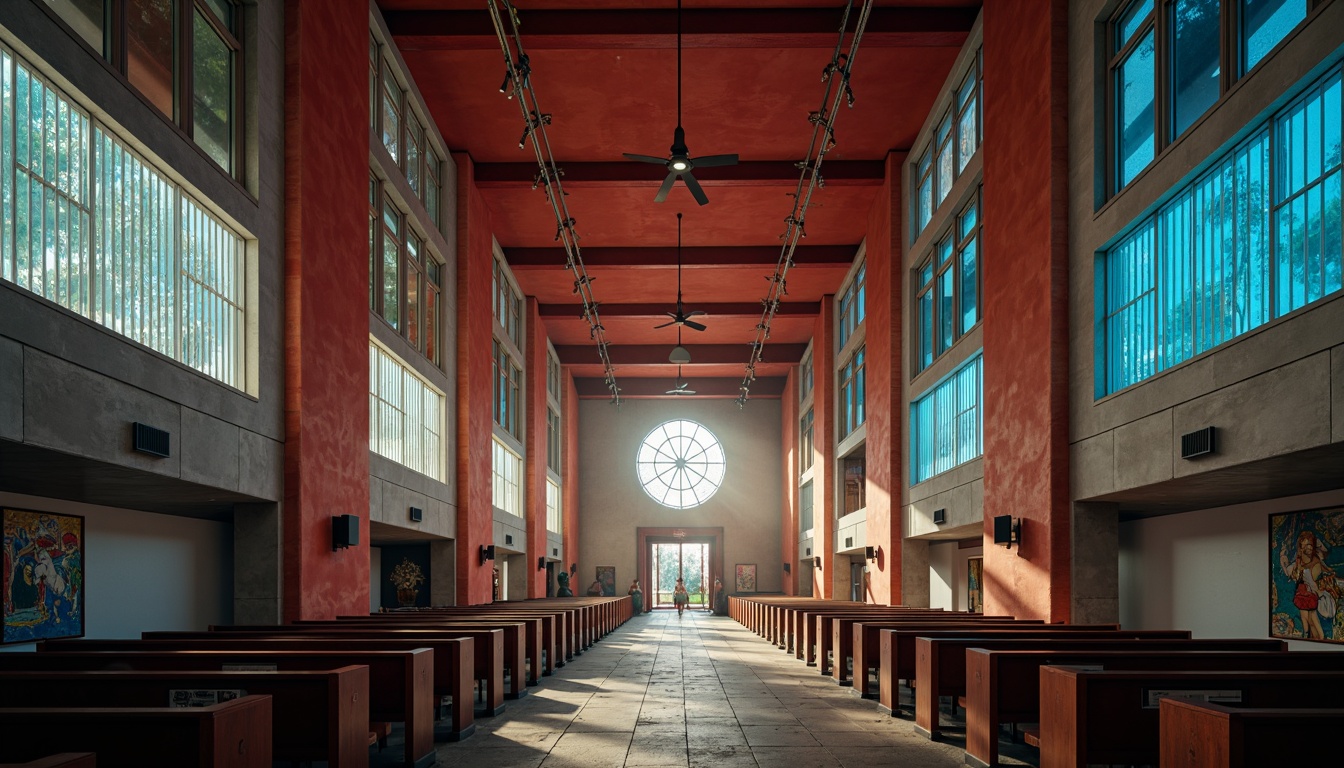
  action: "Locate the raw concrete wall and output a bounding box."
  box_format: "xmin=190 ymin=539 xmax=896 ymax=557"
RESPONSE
xmin=577 ymin=399 xmax=782 ymax=597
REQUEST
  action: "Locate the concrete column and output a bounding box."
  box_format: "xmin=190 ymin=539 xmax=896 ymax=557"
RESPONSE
xmin=980 ymin=0 xmax=1073 ymax=622
xmin=453 ymin=154 xmax=496 ymax=606
xmin=234 ymin=502 xmax=282 ymax=623
xmin=900 ymin=538 xmax=931 ymax=608
xmin=281 ymin=0 xmax=371 ymax=621
xmin=429 ymin=539 xmax=456 ymax=606
xmin=864 ymin=152 xmax=907 ymax=606
xmin=1072 ymin=502 xmax=1120 ymax=624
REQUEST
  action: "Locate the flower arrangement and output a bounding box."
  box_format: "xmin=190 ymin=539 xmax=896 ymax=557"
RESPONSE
xmin=390 ymin=558 xmax=425 ymax=591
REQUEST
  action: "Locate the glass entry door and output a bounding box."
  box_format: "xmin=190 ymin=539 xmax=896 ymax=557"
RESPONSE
xmin=652 ymin=541 xmax=708 ymax=609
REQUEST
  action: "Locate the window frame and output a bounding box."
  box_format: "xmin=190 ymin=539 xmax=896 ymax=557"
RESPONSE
xmin=910 ymin=44 xmax=983 ymax=240
xmin=914 ymin=188 xmax=982 ymax=374
xmin=1105 ymin=0 xmax=1320 ymax=196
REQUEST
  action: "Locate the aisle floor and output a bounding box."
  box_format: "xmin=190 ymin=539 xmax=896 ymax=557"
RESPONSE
xmin=433 ymin=609 xmax=1034 ymax=768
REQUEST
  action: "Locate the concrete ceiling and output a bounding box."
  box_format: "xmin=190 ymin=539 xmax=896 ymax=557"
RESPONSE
xmin=386 ymin=1 xmax=978 ymax=397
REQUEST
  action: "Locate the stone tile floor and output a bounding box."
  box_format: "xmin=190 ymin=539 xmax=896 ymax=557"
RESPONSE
xmin=408 ymin=609 xmax=1038 ymax=768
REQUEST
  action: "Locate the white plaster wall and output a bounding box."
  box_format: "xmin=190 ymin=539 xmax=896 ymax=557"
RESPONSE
xmin=1 ymin=492 xmax=232 ymax=651
xmin=1119 ymin=489 xmax=1344 ymax=650
xmin=928 ymin=541 xmax=955 ymax=610
xmin=578 ymin=399 xmax=782 ymax=595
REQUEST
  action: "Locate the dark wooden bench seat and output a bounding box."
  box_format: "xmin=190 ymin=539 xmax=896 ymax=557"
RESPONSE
xmin=1038 ymin=666 xmax=1344 ymax=768
xmin=0 ymin=755 xmax=96 ymax=768
xmin=1159 ymin=699 xmax=1344 ymax=768
xmin=877 ymin=626 xmax=1182 ymax=714
xmin=0 ymin=648 xmax=436 ymax=767
xmin=916 ymin=636 xmax=1288 ymax=740
xmin=961 ymin=645 xmax=1344 ymax=767
xmin=0 ymin=667 xmax=369 ymax=768
xmin=48 ymin=634 xmax=480 ymax=739
xmin=0 ymin=695 xmax=272 ymax=768
xmin=842 ymin=616 xmax=1029 ymax=691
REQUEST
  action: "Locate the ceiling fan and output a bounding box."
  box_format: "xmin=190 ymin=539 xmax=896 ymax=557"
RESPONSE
xmin=666 ymin=366 xmax=697 ymax=396
xmin=622 ymin=0 xmax=739 ymax=206
xmin=656 ymin=213 xmax=707 ymax=331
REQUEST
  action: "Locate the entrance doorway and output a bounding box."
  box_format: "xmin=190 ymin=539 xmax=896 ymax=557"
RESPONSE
xmin=652 ymin=541 xmax=709 ymax=610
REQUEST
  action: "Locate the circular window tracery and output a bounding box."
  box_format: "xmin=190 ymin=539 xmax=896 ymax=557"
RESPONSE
xmin=636 ymin=419 xmax=725 ymax=509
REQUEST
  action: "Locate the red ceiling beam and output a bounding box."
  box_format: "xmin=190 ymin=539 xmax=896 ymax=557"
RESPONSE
xmin=473 ymin=161 xmax=884 ymax=189
xmin=387 ymin=8 xmax=976 ymax=51
xmin=541 ymin=303 xmax=818 ymax=320
xmin=556 ymin=343 xmax=808 ymax=366
xmin=507 ymin=245 xmax=854 ymax=270
xmin=574 ymin=377 xmax=786 ymax=399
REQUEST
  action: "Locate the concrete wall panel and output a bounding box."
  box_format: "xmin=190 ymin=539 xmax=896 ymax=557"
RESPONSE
xmin=1113 ymin=411 xmax=1174 ymax=489
xmin=1171 ymin=353 xmax=1332 ymax=477
xmin=0 ymin=336 xmax=21 ymax=441
xmin=180 ymin=409 xmax=242 ymax=491
xmin=1070 ymin=431 xmax=1115 ymax=500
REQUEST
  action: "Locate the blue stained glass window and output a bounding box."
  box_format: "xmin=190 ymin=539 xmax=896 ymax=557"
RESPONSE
xmin=1099 ymin=66 xmax=1341 ymax=397
xmin=911 ymin=353 xmax=983 ymax=484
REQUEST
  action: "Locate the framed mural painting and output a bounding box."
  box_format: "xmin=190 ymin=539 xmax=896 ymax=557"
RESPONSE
xmin=1270 ymin=507 xmax=1344 ymax=644
xmin=3 ymin=507 xmax=85 ymax=644
xmin=735 ymin=563 xmax=756 ymax=593
xmin=596 ymin=565 xmax=616 ymax=597
xmin=967 ymin=556 xmax=983 ymax=614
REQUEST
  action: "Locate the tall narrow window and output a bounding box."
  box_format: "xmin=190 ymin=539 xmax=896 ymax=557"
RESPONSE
xmin=1242 ymin=0 xmax=1307 ymax=73
xmin=799 ymin=408 xmax=815 ymax=473
xmin=126 ymin=0 xmax=174 ymax=118
xmin=800 ymin=482 xmax=814 ymax=534
xmin=957 ymin=194 xmax=981 ymax=334
xmin=381 ymin=63 xmax=401 ymax=163
xmin=839 ymin=346 xmax=865 ymax=438
xmin=1115 ymin=0 xmax=1157 ymax=188
xmin=48 ymin=0 xmax=106 ymax=53
xmin=192 ymin=6 xmax=235 ymax=171
xmin=1171 ymin=0 xmax=1221 ymax=137
xmin=381 ymin=199 xmax=400 ymax=329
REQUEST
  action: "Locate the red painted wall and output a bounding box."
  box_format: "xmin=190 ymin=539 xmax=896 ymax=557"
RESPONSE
xmin=863 ymin=153 xmax=906 ymax=606
xmin=281 ymin=0 xmax=371 ymax=622
xmin=780 ymin=367 xmax=798 ymax=595
xmin=454 ymin=154 xmax=496 ymax=606
xmin=812 ymin=301 xmax=836 ymax=598
xmin=981 ymin=0 xmax=1072 ymax=622
xmin=524 ymin=299 xmax=549 ymax=598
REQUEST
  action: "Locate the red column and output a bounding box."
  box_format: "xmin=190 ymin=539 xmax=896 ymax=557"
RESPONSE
xmin=863 ymin=152 xmax=906 ymax=606
xmin=780 ymin=368 xmax=798 ymax=596
xmin=281 ymin=0 xmax=370 ymax=622
xmin=524 ymin=299 xmax=549 ymax=598
xmin=981 ymin=0 xmax=1072 ymax=622
xmin=454 ymin=154 xmax=496 ymax=606
xmin=812 ymin=301 xmax=836 ymax=598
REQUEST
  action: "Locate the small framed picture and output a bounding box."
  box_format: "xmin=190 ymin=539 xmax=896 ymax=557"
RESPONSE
xmin=734 ymin=563 xmax=757 ymax=593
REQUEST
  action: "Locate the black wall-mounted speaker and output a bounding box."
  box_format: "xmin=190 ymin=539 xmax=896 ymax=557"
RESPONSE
xmin=552 ymin=547 xmax=559 ymax=557
xmin=845 ymin=536 xmax=853 ymax=548
xmin=409 ymin=506 xmax=423 ymax=523
xmin=1181 ymin=426 xmax=1216 ymax=459
xmin=505 ymin=534 xmax=513 ymax=546
xmin=132 ymin=422 xmax=171 ymax=458
xmin=332 ymin=514 xmax=359 ymax=550
xmin=933 ymin=508 xmax=946 ymax=525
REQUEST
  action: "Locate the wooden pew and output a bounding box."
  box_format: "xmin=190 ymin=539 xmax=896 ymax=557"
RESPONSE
xmin=962 ymin=647 xmax=1344 ymax=767
xmin=1038 ymin=666 xmax=1344 ymax=768
xmin=1159 ymin=699 xmax=1344 ymax=768
xmin=147 ymin=626 xmax=510 ymax=713
xmin=833 ymin=614 xmax=1019 ymax=684
xmin=914 ymin=637 xmax=1284 ymax=743
xmin=0 ymin=668 xmax=368 ymax=768
xmin=848 ymin=617 xmax=1037 ymax=699
xmin=48 ymin=635 xmax=480 ymax=739
xmin=364 ymin=608 xmax=561 ymax=674
xmin=877 ymin=626 xmax=1177 ymax=715
xmin=0 ymin=695 xmax=272 ymax=768
xmin=0 ymin=649 xmax=436 ymax=767
xmin=0 ymin=756 xmax=96 ymax=768
xmin=809 ymin=608 xmax=952 ymax=671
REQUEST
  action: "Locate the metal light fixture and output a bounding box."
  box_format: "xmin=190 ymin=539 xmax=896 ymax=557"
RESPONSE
xmin=669 ymin=344 xmax=691 ymax=364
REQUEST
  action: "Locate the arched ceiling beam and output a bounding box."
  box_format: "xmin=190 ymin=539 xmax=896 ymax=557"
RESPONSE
xmin=386 ymin=7 xmax=977 ymax=51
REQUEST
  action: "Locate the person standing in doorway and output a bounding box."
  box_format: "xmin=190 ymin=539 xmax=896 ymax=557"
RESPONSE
xmin=673 ymin=578 xmax=689 ymax=617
